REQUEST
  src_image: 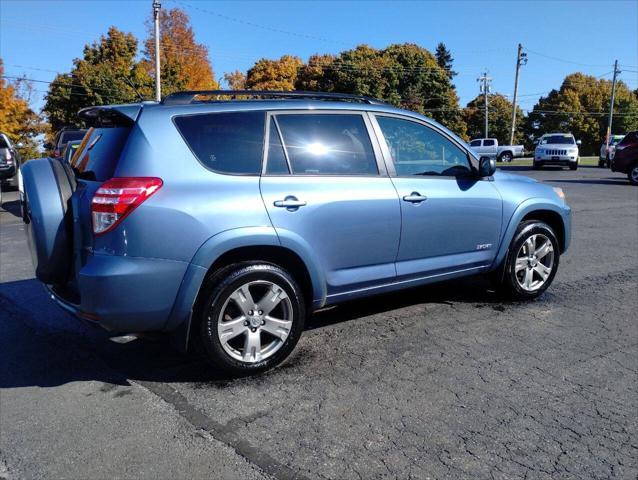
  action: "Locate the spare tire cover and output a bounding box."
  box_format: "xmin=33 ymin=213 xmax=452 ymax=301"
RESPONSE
xmin=21 ymin=158 xmax=76 ymax=284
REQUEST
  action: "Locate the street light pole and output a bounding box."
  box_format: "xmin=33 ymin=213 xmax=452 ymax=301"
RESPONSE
xmin=153 ymin=1 xmax=161 ymax=102
xmin=477 ymin=72 xmax=492 ymax=138
xmin=509 ymin=44 xmax=527 ymax=146
xmin=605 ymin=60 xmax=621 ymax=155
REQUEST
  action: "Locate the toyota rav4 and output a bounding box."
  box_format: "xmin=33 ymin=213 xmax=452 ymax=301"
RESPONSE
xmin=22 ymin=91 xmax=571 ymax=375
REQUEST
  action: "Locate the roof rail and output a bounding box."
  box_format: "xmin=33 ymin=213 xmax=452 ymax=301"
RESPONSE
xmin=161 ymin=90 xmax=386 ymax=106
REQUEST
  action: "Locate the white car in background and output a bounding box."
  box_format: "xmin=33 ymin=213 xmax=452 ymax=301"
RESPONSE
xmin=533 ymin=133 xmax=581 ymax=170
xmin=599 ymin=134 xmax=624 ymax=168
xmin=469 ymin=138 xmax=525 ymax=162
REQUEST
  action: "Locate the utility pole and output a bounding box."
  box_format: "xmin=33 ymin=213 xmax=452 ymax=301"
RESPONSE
xmin=477 ymin=72 xmax=492 ymax=138
xmin=153 ymin=1 xmax=162 ymax=102
xmin=605 ymin=60 xmax=621 ymax=153
xmin=509 ymin=44 xmax=527 ymax=145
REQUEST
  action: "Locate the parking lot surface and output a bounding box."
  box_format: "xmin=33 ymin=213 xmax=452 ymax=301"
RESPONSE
xmin=1 ymin=165 xmax=637 ymax=479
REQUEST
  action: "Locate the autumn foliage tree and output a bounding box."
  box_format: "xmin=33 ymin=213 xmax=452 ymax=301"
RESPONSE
xmin=223 ymin=70 xmax=246 ymax=90
xmin=245 ymin=55 xmax=303 ymax=91
xmin=0 ymin=59 xmax=47 ymax=159
xmin=464 ymin=93 xmax=525 ymax=144
xmin=143 ymin=8 xmax=218 ymax=94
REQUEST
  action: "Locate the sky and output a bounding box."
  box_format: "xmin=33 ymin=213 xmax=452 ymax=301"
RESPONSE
xmin=1 ymin=0 xmax=637 ymax=113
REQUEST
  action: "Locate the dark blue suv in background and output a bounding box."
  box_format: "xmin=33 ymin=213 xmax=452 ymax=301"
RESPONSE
xmin=22 ymin=91 xmax=571 ymax=375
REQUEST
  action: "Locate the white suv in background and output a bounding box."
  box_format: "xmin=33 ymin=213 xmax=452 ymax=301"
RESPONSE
xmin=534 ymin=133 xmax=581 ymax=170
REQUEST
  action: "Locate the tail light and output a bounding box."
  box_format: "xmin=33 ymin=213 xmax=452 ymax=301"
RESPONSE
xmin=91 ymin=177 xmax=163 ymax=235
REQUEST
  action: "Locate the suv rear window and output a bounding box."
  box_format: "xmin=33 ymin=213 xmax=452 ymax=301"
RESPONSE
xmin=58 ymin=130 xmax=87 ymax=147
xmin=174 ymin=111 xmax=265 ymax=175
xmin=72 ymin=127 xmax=131 ymax=181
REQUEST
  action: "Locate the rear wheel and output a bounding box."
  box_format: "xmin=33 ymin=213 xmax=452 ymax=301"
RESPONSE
xmin=628 ymin=165 xmax=638 ymax=186
xmin=499 ymin=221 xmax=560 ymax=300
xmin=499 ymin=152 xmax=513 ymax=163
xmin=197 ymin=263 xmax=306 ymax=376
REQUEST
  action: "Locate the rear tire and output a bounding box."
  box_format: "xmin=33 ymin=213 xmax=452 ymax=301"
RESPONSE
xmin=499 ymin=152 xmax=513 ymax=163
xmin=196 ymin=263 xmax=306 ymax=376
xmin=498 ymin=221 xmax=560 ymax=300
xmin=628 ymin=165 xmax=638 ymax=186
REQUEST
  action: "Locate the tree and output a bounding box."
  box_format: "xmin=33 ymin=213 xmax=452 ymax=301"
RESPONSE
xmin=296 ymin=43 xmax=467 ymax=138
xmin=526 ymin=73 xmax=638 ymax=154
xmin=435 ymin=42 xmax=456 ymax=81
xmin=0 ymin=59 xmax=47 ymax=160
xmin=245 ymin=55 xmax=303 ymax=91
xmin=43 ymin=27 xmax=152 ymax=132
xmin=223 ymin=70 xmax=246 ymax=90
xmin=464 ymin=93 xmax=525 ymax=144
xmin=143 ymin=8 xmax=218 ymax=94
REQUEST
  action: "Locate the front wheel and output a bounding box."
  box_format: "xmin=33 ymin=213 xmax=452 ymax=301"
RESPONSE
xmin=499 ymin=221 xmax=560 ymax=300
xmin=197 ymin=263 xmax=306 ymax=376
xmin=628 ymin=165 xmax=638 ymax=186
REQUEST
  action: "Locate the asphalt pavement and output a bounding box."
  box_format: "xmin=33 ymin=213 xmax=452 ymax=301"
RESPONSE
xmin=1 ymin=165 xmax=637 ymax=479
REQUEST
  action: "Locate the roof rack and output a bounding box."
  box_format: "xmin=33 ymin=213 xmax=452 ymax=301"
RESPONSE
xmin=161 ymin=90 xmax=386 ymax=106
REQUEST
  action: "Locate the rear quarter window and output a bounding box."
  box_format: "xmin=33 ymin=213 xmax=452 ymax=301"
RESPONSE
xmin=174 ymin=111 xmax=266 ymax=175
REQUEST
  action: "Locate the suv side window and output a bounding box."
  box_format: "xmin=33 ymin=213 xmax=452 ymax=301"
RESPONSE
xmin=273 ymin=114 xmax=378 ymax=175
xmin=375 ymin=116 xmax=471 ymax=176
xmin=174 ymin=111 xmax=265 ymax=175
xmin=483 ymin=139 xmax=495 ymax=146
xmin=469 ymin=140 xmax=482 ymax=147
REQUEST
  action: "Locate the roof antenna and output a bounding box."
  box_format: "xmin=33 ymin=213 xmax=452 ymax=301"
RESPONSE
xmin=122 ymin=74 xmax=144 ymax=102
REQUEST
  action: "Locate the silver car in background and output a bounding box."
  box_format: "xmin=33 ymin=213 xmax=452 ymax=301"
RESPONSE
xmin=534 ymin=133 xmax=581 ymax=170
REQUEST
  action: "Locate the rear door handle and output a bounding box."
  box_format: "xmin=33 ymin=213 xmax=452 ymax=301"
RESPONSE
xmin=402 ymin=192 xmax=428 ymax=203
xmin=274 ymin=196 xmax=307 ymax=210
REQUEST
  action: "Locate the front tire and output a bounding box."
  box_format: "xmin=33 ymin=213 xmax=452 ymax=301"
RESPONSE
xmin=628 ymin=165 xmax=638 ymax=186
xmin=499 ymin=221 xmax=560 ymax=300
xmin=197 ymin=263 xmax=306 ymax=376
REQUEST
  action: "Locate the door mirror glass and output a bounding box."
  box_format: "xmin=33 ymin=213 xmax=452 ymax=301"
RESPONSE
xmin=479 ymin=156 xmax=496 ymax=177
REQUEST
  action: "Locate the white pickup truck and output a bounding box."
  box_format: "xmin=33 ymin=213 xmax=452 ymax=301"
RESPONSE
xmin=469 ymin=138 xmax=525 ymax=162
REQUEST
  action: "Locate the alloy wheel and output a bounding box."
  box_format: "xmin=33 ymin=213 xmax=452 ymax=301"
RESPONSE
xmin=630 ymin=166 xmax=638 ymax=184
xmin=514 ymin=233 xmax=555 ymax=292
xmin=216 ymin=280 xmax=293 ymax=363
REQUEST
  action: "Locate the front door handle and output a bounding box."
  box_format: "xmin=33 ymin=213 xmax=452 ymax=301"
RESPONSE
xmin=402 ymin=192 xmax=428 ymax=203
xmin=274 ymin=196 xmax=307 ymax=211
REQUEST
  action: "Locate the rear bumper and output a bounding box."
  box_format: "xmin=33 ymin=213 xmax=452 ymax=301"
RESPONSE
xmin=50 ymin=253 xmax=190 ymax=333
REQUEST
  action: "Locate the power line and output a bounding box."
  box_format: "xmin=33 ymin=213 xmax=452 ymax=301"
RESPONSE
xmin=524 ymin=47 xmax=612 ymax=68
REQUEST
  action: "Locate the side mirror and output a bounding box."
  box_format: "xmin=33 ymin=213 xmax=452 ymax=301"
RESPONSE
xmin=576 ymin=140 xmax=582 ymax=146
xmin=479 ymin=156 xmax=496 ymax=177
xmin=533 ymin=139 xmax=539 ymax=145
xmin=43 ymin=142 xmax=53 ymax=150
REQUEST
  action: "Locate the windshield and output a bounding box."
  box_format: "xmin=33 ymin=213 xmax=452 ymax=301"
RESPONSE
xmin=541 ymin=135 xmax=575 ymax=145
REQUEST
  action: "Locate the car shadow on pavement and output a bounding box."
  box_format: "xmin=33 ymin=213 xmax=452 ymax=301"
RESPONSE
xmin=545 ymin=178 xmax=630 ymax=185
xmin=0 ymin=275 xmax=508 ymax=388
xmin=0 ymin=199 xmax=21 ymax=218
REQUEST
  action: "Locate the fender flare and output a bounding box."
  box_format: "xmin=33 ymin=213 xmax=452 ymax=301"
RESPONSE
xmin=491 ymin=198 xmax=569 ymax=271
xmin=165 ymin=226 xmax=326 ymax=350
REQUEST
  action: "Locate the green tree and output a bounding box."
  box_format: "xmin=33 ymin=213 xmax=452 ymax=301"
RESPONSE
xmin=464 ymin=93 xmax=525 ymax=144
xmin=245 ymin=55 xmax=303 ymax=91
xmin=296 ymin=43 xmax=467 ymax=138
xmin=435 ymin=42 xmax=456 ymax=81
xmin=0 ymin=59 xmax=47 ymax=160
xmin=43 ymin=27 xmax=152 ymax=132
xmin=143 ymin=8 xmax=218 ymax=95
xmin=526 ymin=73 xmax=638 ymax=154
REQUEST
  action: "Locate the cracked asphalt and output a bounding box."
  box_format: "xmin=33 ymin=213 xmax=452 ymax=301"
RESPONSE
xmin=1 ymin=165 xmax=637 ymax=479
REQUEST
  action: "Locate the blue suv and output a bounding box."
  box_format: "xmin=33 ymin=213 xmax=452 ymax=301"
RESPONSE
xmin=22 ymin=91 xmax=571 ymax=375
